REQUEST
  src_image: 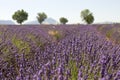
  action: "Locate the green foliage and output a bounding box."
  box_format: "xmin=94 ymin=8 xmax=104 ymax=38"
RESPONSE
xmin=54 ymin=32 xmax=61 ymax=40
xmin=69 ymin=60 xmax=78 ymax=80
xmin=12 ymin=9 xmax=28 ymax=24
xmin=59 ymin=17 xmax=68 ymax=24
xmin=12 ymin=36 xmax=30 ymax=54
xmin=1 ymin=46 xmax=9 ymax=54
xmin=37 ymin=12 xmax=47 ymax=24
xmin=27 ymin=34 xmax=44 ymax=47
xmin=81 ymin=9 xmax=94 ymax=24
xmin=106 ymin=31 xmax=112 ymax=39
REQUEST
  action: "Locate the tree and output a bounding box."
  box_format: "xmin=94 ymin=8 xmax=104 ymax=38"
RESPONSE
xmin=59 ymin=17 xmax=68 ymax=24
xmin=12 ymin=9 xmax=28 ymax=24
xmin=81 ymin=9 xmax=94 ymax=24
xmin=37 ymin=12 xmax=47 ymax=24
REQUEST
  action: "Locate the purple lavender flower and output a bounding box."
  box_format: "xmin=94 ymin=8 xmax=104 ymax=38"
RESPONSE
xmin=57 ymin=67 xmax=63 ymax=75
xmin=114 ymin=70 xmax=120 ymax=80
xmin=58 ymin=75 xmax=64 ymax=80
xmin=78 ymin=69 xmax=82 ymax=79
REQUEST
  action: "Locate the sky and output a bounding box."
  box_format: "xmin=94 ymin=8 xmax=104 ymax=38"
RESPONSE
xmin=0 ymin=0 xmax=120 ymax=24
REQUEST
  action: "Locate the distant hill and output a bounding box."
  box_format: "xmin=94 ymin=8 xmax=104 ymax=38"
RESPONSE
xmin=0 ymin=20 xmax=15 ymax=25
xmin=25 ymin=18 xmax=58 ymax=24
xmin=0 ymin=18 xmax=58 ymax=25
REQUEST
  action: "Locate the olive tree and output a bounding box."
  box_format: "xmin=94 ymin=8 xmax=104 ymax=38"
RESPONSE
xmin=12 ymin=9 xmax=28 ymax=24
xmin=37 ymin=12 xmax=47 ymax=24
xmin=81 ymin=9 xmax=94 ymax=24
xmin=59 ymin=17 xmax=68 ymax=24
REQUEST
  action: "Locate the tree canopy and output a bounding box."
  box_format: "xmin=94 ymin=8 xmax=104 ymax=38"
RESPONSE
xmin=59 ymin=17 xmax=68 ymax=24
xmin=12 ymin=9 xmax=28 ymax=24
xmin=37 ymin=12 xmax=47 ymax=24
xmin=81 ymin=9 xmax=94 ymax=24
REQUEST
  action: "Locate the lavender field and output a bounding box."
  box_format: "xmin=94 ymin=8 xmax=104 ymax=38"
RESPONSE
xmin=0 ymin=24 xmax=120 ymax=80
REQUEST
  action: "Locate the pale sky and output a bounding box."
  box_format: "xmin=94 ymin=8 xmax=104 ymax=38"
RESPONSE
xmin=0 ymin=0 xmax=120 ymax=24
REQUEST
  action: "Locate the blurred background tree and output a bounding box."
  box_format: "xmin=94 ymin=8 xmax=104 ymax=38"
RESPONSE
xmin=59 ymin=17 xmax=68 ymax=24
xmin=81 ymin=9 xmax=94 ymax=24
xmin=12 ymin=9 xmax=28 ymax=24
xmin=37 ymin=12 xmax=47 ymax=24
